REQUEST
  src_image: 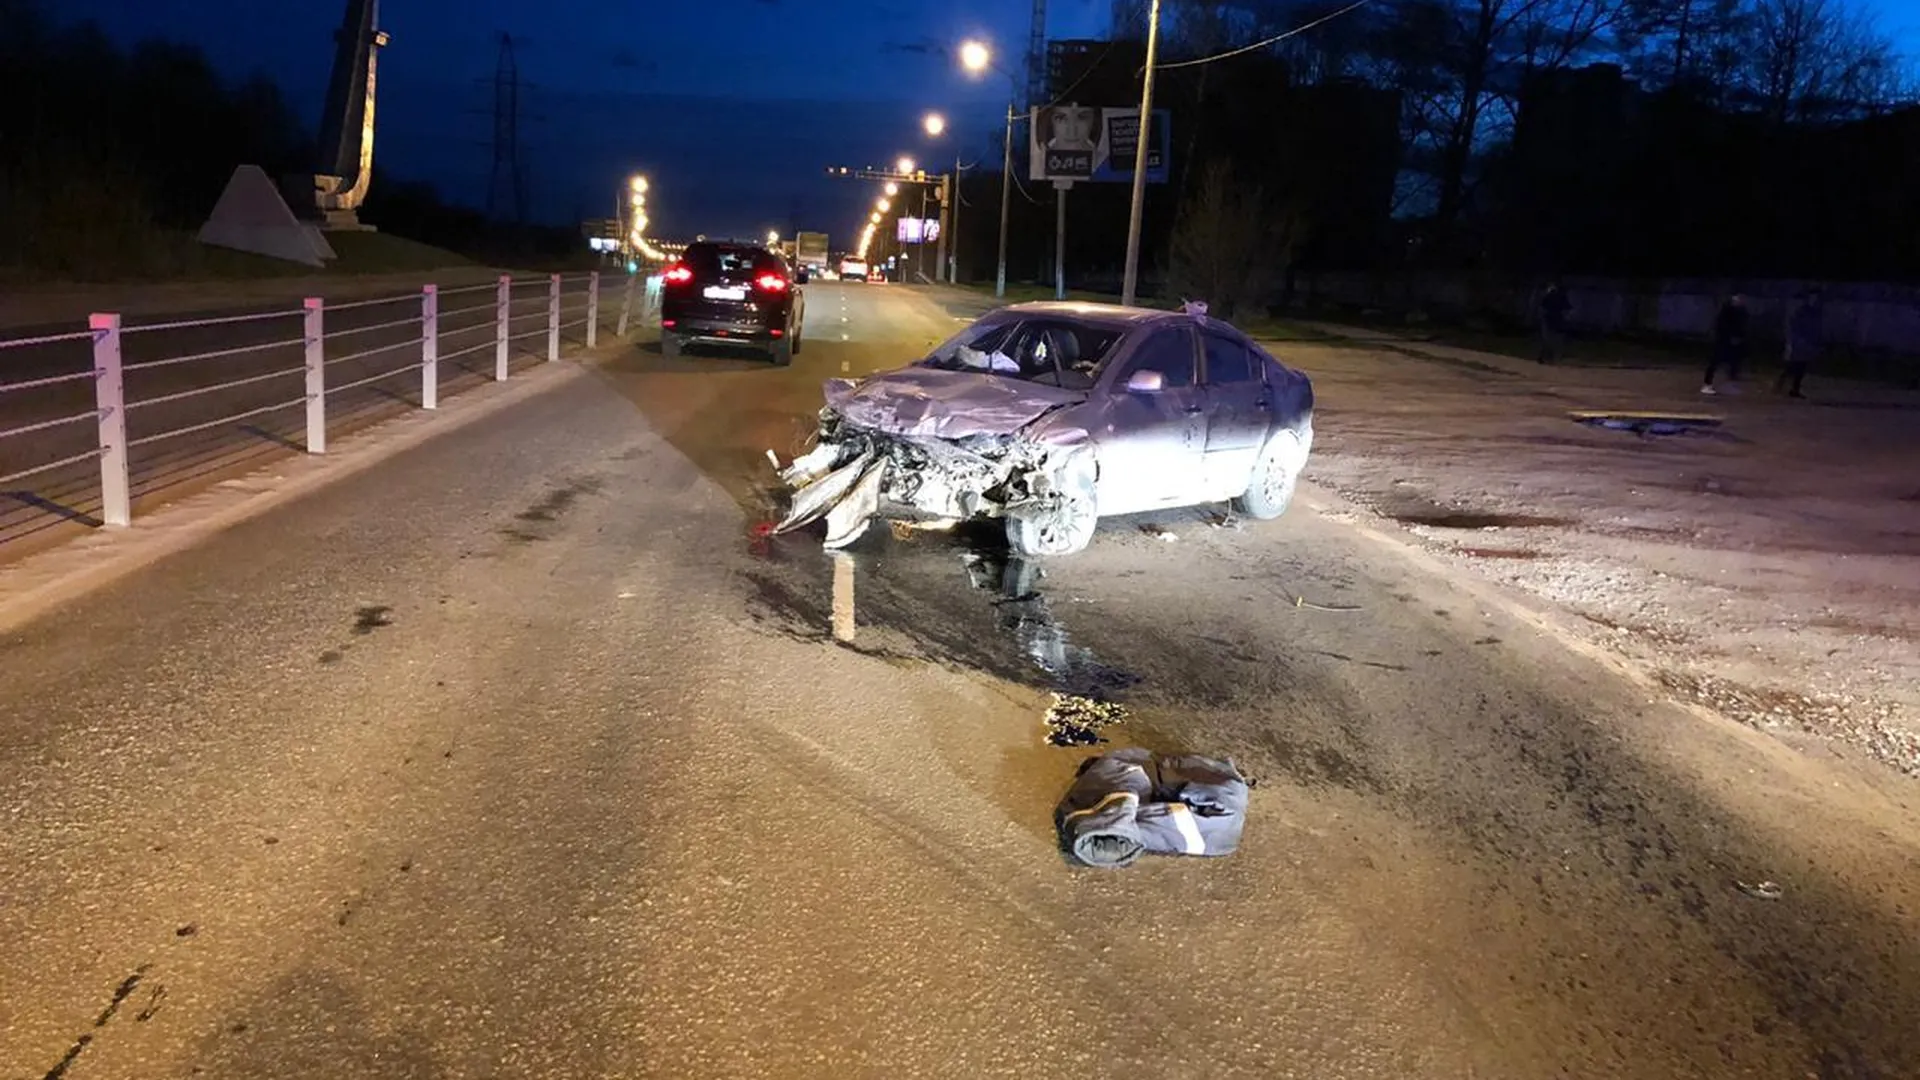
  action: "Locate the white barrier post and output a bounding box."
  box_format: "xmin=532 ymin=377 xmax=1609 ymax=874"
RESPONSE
xmin=495 ymin=275 xmax=511 ymax=381
xmin=304 ymin=297 xmax=327 ymax=454
xmin=421 ymin=284 xmax=439 ymax=410
xmin=90 ymin=313 xmax=131 ymax=527
xmin=547 ymin=273 xmax=561 ymax=362
xmin=586 ymin=272 xmax=600 ymax=349
xmin=618 ymin=272 xmax=635 ymax=337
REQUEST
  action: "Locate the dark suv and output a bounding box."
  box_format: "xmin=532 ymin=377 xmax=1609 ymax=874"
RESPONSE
xmin=658 ymin=241 xmax=807 ymax=364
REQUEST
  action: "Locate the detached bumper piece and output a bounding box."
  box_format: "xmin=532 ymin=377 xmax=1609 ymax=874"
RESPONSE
xmin=1053 ymin=748 xmax=1251 ymax=869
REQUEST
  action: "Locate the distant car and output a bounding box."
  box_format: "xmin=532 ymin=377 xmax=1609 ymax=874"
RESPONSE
xmin=659 ymin=241 xmax=807 ymax=365
xmin=839 ymin=257 xmax=868 ymax=282
xmin=775 ymin=301 xmax=1315 ymax=556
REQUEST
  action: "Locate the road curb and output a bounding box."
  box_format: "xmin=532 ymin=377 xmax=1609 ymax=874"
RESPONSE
xmin=0 ymin=361 xmax=588 ymax=637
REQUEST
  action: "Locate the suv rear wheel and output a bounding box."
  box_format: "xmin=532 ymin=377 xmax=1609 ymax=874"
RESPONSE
xmin=770 ymin=337 xmax=793 ymax=366
xmin=661 ymin=332 xmax=683 ymax=360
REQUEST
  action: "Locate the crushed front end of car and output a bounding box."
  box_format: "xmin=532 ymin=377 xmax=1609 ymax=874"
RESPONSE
xmin=772 ymin=377 xmax=1093 ymax=552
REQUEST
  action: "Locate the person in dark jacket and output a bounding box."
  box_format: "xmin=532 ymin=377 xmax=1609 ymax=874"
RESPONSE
xmin=1701 ymin=292 xmax=1749 ymax=395
xmin=1776 ymin=289 xmax=1823 ymax=398
xmin=1537 ymin=283 xmax=1571 ymax=364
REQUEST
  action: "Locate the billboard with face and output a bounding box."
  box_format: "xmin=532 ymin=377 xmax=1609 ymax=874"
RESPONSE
xmin=1029 ymin=105 xmax=1170 ymax=184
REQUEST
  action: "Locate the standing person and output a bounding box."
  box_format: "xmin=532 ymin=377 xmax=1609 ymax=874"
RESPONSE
xmin=1701 ymin=292 xmax=1749 ymax=395
xmin=1537 ymin=282 xmax=1571 ymax=364
xmin=1776 ymin=289 xmax=1823 ymax=399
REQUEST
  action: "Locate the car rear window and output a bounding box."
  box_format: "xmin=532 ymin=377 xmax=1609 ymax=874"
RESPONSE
xmin=1203 ymin=331 xmax=1260 ymax=384
xmin=684 ymin=245 xmax=782 ymax=278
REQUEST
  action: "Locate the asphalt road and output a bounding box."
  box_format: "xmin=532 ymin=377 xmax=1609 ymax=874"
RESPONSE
xmin=2 ymin=281 xmax=1918 ymax=1079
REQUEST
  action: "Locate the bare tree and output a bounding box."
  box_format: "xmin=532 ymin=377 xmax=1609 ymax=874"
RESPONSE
xmin=1740 ymin=0 xmax=1904 ymax=121
xmin=1167 ymin=159 xmax=1304 ymax=317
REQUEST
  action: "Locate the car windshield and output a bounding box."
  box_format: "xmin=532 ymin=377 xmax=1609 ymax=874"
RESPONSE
xmin=920 ymin=315 xmax=1125 ymax=389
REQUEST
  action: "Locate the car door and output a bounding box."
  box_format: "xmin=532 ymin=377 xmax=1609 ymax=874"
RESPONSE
xmin=1199 ymin=329 xmax=1272 ymax=497
xmin=1092 ymin=324 xmax=1207 ymax=516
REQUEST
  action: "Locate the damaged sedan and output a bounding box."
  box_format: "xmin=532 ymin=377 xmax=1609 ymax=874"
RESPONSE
xmin=774 ymin=302 xmax=1315 ymax=557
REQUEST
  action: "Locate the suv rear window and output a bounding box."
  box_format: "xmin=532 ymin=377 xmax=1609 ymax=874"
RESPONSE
xmin=683 ymin=244 xmax=783 ymax=279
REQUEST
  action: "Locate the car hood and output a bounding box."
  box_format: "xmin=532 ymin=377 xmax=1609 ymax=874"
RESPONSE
xmin=823 ymin=367 xmax=1085 ymax=440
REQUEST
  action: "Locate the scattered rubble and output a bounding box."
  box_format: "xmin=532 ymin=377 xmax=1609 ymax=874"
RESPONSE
xmin=1657 ymin=670 xmax=1920 ymax=777
xmin=1044 ymin=693 xmax=1129 ymax=747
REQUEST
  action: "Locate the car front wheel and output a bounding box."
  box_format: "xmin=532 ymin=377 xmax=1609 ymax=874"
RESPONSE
xmin=1005 ymin=452 xmax=1099 ymax=557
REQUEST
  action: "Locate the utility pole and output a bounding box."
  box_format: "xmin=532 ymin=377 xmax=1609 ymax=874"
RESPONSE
xmin=996 ymin=103 xmax=1015 ymax=298
xmin=1120 ymin=0 xmax=1162 ymax=308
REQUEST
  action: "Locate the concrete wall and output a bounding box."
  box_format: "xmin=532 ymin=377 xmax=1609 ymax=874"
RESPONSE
xmin=1294 ymin=273 xmax=1920 ymax=355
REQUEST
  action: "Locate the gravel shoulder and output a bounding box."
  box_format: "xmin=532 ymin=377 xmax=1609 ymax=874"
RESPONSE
xmin=1278 ymin=322 xmax=1920 ymax=777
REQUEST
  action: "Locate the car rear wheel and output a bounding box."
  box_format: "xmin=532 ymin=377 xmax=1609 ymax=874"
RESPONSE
xmin=1235 ymin=429 xmax=1303 ymax=520
xmin=770 ymin=337 xmax=793 ymax=366
xmin=661 ymin=332 xmax=682 ymax=359
xmin=790 ymin=322 xmax=804 ymax=356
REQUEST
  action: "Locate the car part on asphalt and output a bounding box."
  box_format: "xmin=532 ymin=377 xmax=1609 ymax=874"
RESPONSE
xmin=773 ymin=302 xmax=1315 ymax=556
xmin=1054 ymin=748 xmax=1252 ymax=869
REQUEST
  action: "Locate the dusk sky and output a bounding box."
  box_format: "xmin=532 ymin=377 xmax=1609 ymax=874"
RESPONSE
xmin=52 ymin=0 xmax=1920 ymax=246
xmin=58 ymin=0 xmax=1112 ymax=245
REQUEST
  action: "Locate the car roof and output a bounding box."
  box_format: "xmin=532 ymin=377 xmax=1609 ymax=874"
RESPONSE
xmin=996 ymin=301 xmax=1249 ymax=336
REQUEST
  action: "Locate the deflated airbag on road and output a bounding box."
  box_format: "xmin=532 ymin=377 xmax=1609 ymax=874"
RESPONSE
xmin=1054 ymin=748 xmax=1251 ymax=869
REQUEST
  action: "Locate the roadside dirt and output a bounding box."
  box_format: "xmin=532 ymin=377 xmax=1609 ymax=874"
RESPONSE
xmin=1276 ymin=324 xmax=1920 ymax=777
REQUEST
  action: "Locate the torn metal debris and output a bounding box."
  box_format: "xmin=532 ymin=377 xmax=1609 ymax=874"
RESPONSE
xmin=1054 ymin=748 xmax=1252 ymax=869
xmin=1044 ymin=693 xmax=1129 ymax=746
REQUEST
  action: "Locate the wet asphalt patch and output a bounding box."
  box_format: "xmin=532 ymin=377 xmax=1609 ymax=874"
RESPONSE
xmin=740 ymin=524 xmax=1146 ymax=734
xmin=502 ymin=475 xmax=606 ymax=543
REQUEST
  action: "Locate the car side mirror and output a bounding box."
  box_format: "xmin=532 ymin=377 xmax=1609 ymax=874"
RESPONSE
xmin=1125 ymin=370 xmax=1165 ymax=394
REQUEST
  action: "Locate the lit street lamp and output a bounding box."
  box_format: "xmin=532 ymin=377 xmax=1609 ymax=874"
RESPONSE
xmin=885 ymin=181 xmax=899 ymax=196
xmin=923 ymin=112 xmax=946 ymax=137
xmin=959 ymin=40 xmax=990 ymax=74
xmin=896 ymin=156 xmax=915 ymax=175
xmin=959 ymin=39 xmax=1020 ymax=298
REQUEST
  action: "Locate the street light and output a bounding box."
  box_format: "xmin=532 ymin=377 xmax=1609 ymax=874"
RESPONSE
xmin=885 ymin=181 xmax=899 ymax=196
xmin=767 ymin=230 xmax=780 ymax=244
xmin=923 ymin=112 xmax=946 ymax=137
xmin=896 ymin=156 xmax=915 ymax=175
xmin=959 ymin=39 xmax=990 ymax=74
xmin=958 ymin=39 xmax=1020 ymax=298
xmin=871 ymin=211 xmax=882 ymax=223
xmin=877 ymin=198 xmax=892 ymax=212
xmin=630 ymin=175 xmax=647 ymax=194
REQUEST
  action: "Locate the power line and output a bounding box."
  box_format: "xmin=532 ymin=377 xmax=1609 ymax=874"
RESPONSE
xmin=1154 ymin=0 xmax=1370 ymax=71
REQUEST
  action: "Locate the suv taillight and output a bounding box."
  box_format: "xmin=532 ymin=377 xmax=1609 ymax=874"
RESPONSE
xmin=663 ymin=264 xmax=693 ymax=284
xmin=754 ymin=273 xmax=789 ymax=293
